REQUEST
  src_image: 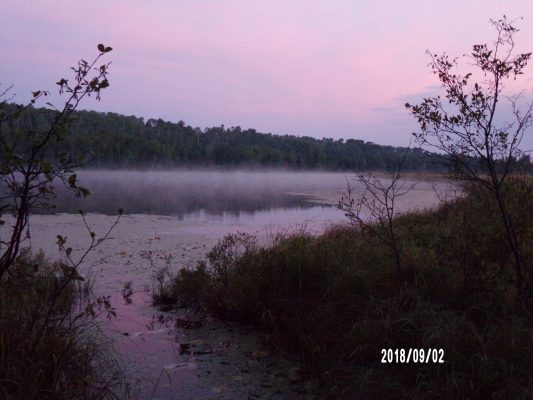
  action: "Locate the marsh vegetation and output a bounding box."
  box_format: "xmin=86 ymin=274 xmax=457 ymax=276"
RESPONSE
xmin=156 ymin=178 xmax=533 ymax=399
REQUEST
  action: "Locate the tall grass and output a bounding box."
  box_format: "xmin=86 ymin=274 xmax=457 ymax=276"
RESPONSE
xmin=157 ymin=179 xmax=533 ymax=399
xmin=0 ymin=250 xmax=130 ymax=400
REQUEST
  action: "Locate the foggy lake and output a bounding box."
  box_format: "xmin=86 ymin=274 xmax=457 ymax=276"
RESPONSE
xmin=3 ymin=168 xmax=456 ymax=398
xmin=47 ymin=169 xmax=351 ymax=232
xmin=44 ymin=169 xmax=451 ymax=234
xmin=49 ymin=169 xmax=341 ymax=214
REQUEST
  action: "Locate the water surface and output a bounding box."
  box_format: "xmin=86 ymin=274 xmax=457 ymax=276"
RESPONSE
xmin=46 ymin=169 xmax=451 ymax=232
xmin=4 ymin=169 xmax=455 ymax=399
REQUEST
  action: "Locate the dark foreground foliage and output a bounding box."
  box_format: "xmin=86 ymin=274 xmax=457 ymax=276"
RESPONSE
xmin=157 ymin=178 xmax=533 ymax=399
xmin=0 ymin=251 xmax=129 ymax=400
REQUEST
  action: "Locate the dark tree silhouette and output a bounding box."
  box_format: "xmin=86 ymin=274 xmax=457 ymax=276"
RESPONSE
xmin=406 ymin=16 xmax=532 ymax=295
xmin=0 ymin=44 xmax=113 ymax=276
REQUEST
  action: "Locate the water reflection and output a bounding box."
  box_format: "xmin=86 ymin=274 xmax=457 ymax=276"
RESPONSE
xmin=45 ymin=169 xmax=347 ymax=216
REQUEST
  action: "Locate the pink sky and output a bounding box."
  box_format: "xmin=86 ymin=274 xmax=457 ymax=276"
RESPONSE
xmin=2 ymin=0 xmax=533 ymax=147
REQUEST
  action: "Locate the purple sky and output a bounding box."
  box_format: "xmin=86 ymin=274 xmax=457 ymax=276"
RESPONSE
xmin=2 ymin=1 xmax=533 ymax=147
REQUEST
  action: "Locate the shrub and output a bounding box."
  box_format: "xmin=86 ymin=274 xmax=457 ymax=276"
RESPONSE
xmin=158 ymin=178 xmax=533 ymax=399
xmin=0 ymin=250 xmax=129 ymax=400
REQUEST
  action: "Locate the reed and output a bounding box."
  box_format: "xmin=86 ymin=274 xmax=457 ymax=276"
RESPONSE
xmin=156 ymin=178 xmax=533 ymax=399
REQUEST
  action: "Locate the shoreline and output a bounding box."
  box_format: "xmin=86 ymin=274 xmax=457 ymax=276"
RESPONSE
xmin=1 ymin=176 xmax=457 ymax=399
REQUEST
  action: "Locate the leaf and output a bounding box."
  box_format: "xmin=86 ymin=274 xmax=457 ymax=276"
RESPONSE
xmin=104 ymin=46 xmax=113 ymax=53
xmin=41 ymin=161 xmax=53 ymax=175
xmin=68 ymin=174 xmax=77 ymax=188
xmin=97 ymin=44 xmax=105 ymax=52
xmin=79 ymin=187 xmax=90 ymax=197
xmin=66 ymin=247 xmax=72 ymax=256
xmin=56 ymin=235 xmax=66 ymax=246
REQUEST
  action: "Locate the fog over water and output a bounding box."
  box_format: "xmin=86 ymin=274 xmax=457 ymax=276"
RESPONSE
xmin=48 ymin=169 xmax=350 ymax=214
xmin=1 ymin=169 xmax=456 ymax=398
xmin=41 ymin=169 xmax=452 ymax=234
xmin=41 ymin=169 xmax=355 ymax=232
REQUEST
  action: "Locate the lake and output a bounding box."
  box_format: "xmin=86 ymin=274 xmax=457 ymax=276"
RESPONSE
xmin=2 ymin=169 xmax=456 ymax=399
xmin=44 ymin=169 xmax=454 ymax=233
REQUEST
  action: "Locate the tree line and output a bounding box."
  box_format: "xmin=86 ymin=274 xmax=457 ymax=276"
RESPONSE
xmin=0 ymin=104 xmax=453 ymax=171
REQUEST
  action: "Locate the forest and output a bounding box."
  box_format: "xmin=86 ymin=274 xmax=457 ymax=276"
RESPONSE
xmin=0 ymin=104 xmax=451 ymax=171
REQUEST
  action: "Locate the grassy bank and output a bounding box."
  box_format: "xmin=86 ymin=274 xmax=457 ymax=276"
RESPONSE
xmin=0 ymin=251 xmax=129 ymax=400
xmin=156 ymin=178 xmax=533 ymax=399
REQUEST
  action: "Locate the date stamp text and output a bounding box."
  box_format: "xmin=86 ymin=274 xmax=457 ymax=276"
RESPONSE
xmin=381 ymin=348 xmax=444 ymax=364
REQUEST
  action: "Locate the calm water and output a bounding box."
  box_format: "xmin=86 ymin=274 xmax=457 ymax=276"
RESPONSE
xmin=10 ymin=169 xmax=452 ymax=399
xmin=47 ymin=169 xmax=356 ymax=230
xmin=42 ymin=169 xmax=453 ymax=234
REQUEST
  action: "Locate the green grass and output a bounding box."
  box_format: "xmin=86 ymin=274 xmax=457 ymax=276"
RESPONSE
xmin=157 ymin=178 xmax=533 ymax=399
xmin=0 ymin=250 xmax=130 ymax=400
